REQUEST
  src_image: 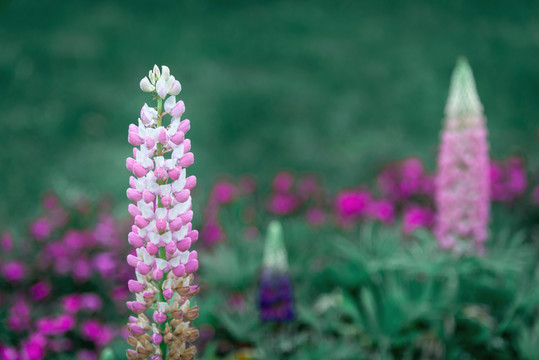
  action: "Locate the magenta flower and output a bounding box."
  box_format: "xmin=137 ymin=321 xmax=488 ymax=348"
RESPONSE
xmin=2 ymin=261 xmax=26 ymax=282
xmin=334 ymin=189 xmax=371 ymax=223
xmin=306 ymin=208 xmax=326 ymax=226
xmin=490 ymin=157 xmax=527 ymax=202
xmin=403 ymin=206 xmax=435 ymax=234
xmin=435 ymin=58 xmax=490 ymax=254
xmin=272 ymin=171 xmax=294 ymax=193
xmin=211 ymin=180 xmax=237 ymax=205
xmin=29 ymin=281 xmax=51 ymax=301
xmin=366 ymin=199 xmax=395 ymax=224
xmin=29 ymin=218 xmax=52 ymax=240
xmin=268 ymin=193 xmax=300 ymax=216
xmin=125 ymin=65 xmax=199 ymax=359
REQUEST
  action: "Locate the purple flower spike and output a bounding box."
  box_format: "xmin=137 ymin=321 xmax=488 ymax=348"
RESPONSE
xmin=435 ymin=58 xmax=490 ymax=254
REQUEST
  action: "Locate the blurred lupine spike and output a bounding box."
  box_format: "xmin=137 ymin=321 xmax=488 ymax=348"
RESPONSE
xmin=435 ymin=57 xmax=490 ymax=254
xmin=262 ymin=221 xmax=288 ymax=273
xmin=126 ymin=65 xmax=199 ymax=359
xmin=258 ymin=221 xmax=295 ymax=322
xmin=445 ymin=57 xmax=483 ymax=119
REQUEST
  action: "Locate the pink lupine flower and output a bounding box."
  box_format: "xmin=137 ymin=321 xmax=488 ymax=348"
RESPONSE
xmin=490 ymin=157 xmax=527 ymax=202
xmin=403 ymin=206 xmax=435 ymax=234
xmin=0 ymin=345 xmax=18 ymax=360
xmin=272 ymin=171 xmax=294 ymax=193
xmin=29 ymin=218 xmax=52 ymax=240
xmin=211 ymin=180 xmax=237 ymax=204
xmin=334 ymin=189 xmax=371 ymax=220
xmin=377 ymin=158 xmax=432 ymax=202
xmin=306 ymin=208 xmax=326 ymax=226
xmin=435 ymin=58 xmax=490 ymax=254
xmin=21 ymin=334 xmax=47 ymax=360
xmin=8 ymin=300 xmax=31 ymax=331
xmin=29 ymin=281 xmax=51 ymax=301
xmin=126 ymin=65 xmax=199 ymax=359
xmin=201 ymin=220 xmax=225 ymax=246
xmin=268 ymin=193 xmax=300 ymax=215
xmin=366 ymin=199 xmax=395 ymax=224
xmin=2 ymin=261 xmax=26 ymax=282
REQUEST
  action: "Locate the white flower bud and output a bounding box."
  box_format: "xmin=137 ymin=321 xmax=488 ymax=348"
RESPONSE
xmin=140 ymin=77 xmax=155 ymax=92
xmin=161 ymin=66 xmax=170 ymax=81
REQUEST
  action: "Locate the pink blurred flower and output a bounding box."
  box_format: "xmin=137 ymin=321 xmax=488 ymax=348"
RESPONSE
xmin=490 ymin=157 xmax=527 ymax=202
xmin=268 ymin=193 xmax=300 ymax=216
xmin=76 ymin=350 xmax=97 ymax=360
xmin=36 ymin=314 xmax=75 ymax=335
xmin=2 ymin=261 xmax=26 ymax=282
xmin=21 ymin=334 xmax=47 ymax=360
xmin=403 ymin=206 xmax=435 ymax=234
xmin=62 ymin=294 xmax=83 ymax=313
xmin=80 ymin=293 xmax=103 ymax=312
xmin=0 ymin=345 xmax=18 ymax=360
xmin=80 ymin=319 xmax=115 ymax=347
xmin=201 ymin=220 xmax=225 ymax=246
xmin=8 ymin=300 xmax=31 ymax=331
xmin=366 ymin=199 xmax=395 ymax=224
xmin=1 ymin=231 xmax=13 ymax=252
xmin=297 ymin=175 xmax=320 ymax=200
xmin=533 ymin=185 xmax=539 ymax=205
xmin=211 ymin=181 xmax=237 ymax=205
xmin=29 ymin=218 xmax=52 ymax=240
xmin=377 ymin=158 xmax=431 ymax=202
xmin=238 ymin=176 xmax=257 ymax=195
xmin=272 ymin=171 xmax=294 ymax=193
xmin=306 ymin=208 xmax=325 ymax=226
xmin=30 ymin=281 xmax=51 ymax=301
xmin=334 ymin=190 xmax=371 ymax=219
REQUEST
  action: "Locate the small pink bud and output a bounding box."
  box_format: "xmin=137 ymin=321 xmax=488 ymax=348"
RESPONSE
xmin=129 ymin=176 xmax=136 ymax=189
xmin=143 ymin=291 xmax=154 ymax=299
xmin=185 ymin=259 xmax=199 ymax=274
xmin=169 ymin=80 xmax=181 ymax=96
xmin=142 ymin=190 xmax=155 ymax=203
xmin=185 ymin=176 xmax=197 ymax=190
xmin=136 ymin=262 xmax=151 ymax=275
xmin=128 ymin=204 xmax=141 ymax=217
xmin=188 ymin=230 xmax=199 ymax=242
xmin=161 ymin=195 xmax=172 ymax=208
xmin=127 ymin=301 xmax=147 ymax=314
xmin=153 ymin=267 xmax=163 ymax=281
xmin=128 ymin=232 xmax=144 ymax=248
xmin=157 ymin=86 xmax=167 ymax=100
xmin=128 ymin=280 xmax=145 ymax=293
xmin=176 ymin=237 xmax=191 ymax=252
xmin=158 ymin=128 xmax=168 ymax=144
xmin=183 ymin=139 xmax=191 ymax=152
xmin=170 ymin=100 xmax=185 ymax=117
xmin=165 ymin=241 xmax=177 ymax=254
xmin=128 ymin=132 xmax=144 ymax=146
xmin=189 ymin=250 xmax=198 ymax=261
xmin=170 ymin=132 xmax=184 ymax=145
xmin=151 ymin=333 xmax=163 ymax=345
xmin=146 ymin=243 xmax=158 ymax=256
xmin=127 ymin=323 xmax=146 ymax=335
xmin=126 ymin=255 xmax=139 ymax=267
xmin=163 ymin=289 xmax=174 ymax=300
xmin=174 ymin=189 xmax=190 ymax=203
xmin=154 ymin=167 xmax=166 ymax=180
xmin=133 ymin=164 xmax=149 ymax=178
xmin=126 ymin=158 xmax=136 ymax=172
xmin=129 ymin=124 xmax=138 ymax=133
xmin=153 ymin=311 xmax=167 ymax=324
xmin=172 ymin=264 xmax=185 ymax=277
xmin=134 ymin=215 xmax=149 ymax=228
xmin=180 ymin=210 xmax=193 ymax=224
xmin=169 ymin=218 xmax=183 ymax=231
xmin=156 ymin=218 xmax=167 ymax=232
xmin=126 ymin=189 xmax=142 ymax=202
xmin=145 ymin=136 xmax=155 ymax=149
xmin=168 ymin=168 xmax=180 ymax=180
xmin=178 ymin=119 xmax=190 ymax=134
xmin=179 ymin=153 xmax=194 ymax=167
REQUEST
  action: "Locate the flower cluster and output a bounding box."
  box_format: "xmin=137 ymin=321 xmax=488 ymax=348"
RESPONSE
xmin=490 ymin=157 xmax=527 ymax=202
xmin=125 ymin=65 xmax=199 ymax=360
xmin=435 ymin=58 xmax=490 ymax=254
xmin=0 ymin=194 xmax=129 ymax=360
xmin=258 ymin=221 xmax=294 ymax=322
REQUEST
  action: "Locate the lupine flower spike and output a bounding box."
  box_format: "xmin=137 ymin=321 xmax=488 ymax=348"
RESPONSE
xmin=435 ymin=58 xmax=490 ymax=254
xmin=258 ymin=221 xmax=295 ymax=322
xmin=126 ymin=65 xmax=199 ymax=360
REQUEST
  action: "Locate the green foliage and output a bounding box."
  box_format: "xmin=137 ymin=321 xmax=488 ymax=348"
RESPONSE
xmin=194 ymin=206 xmax=539 ymax=359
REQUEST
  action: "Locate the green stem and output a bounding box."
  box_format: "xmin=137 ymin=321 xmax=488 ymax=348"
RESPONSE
xmin=155 ymin=96 xmax=168 ymax=358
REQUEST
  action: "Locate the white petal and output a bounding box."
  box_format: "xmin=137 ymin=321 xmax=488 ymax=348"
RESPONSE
xmin=164 ymin=95 xmax=176 ymax=113
xmin=155 ymin=259 xmax=168 ymax=270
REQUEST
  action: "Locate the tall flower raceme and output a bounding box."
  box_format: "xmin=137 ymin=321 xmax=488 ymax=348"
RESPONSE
xmin=126 ymin=65 xmax=199 ymax=360
xmin=435 ymin=58 xmax=490 ymax=254
xmin=258 ymin=221 xmax=294 ymax=322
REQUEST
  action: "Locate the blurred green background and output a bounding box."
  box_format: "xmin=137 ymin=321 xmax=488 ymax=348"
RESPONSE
xmin=1 ymin=0 xmax=538 ymax=223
